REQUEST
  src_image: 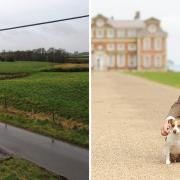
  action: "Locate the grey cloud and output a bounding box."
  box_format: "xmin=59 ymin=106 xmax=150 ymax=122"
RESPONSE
xmin=0 ymin=0 xmax=89 ymax=52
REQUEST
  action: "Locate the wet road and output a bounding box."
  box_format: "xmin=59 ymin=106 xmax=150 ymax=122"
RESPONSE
xmin=0 ymin=123 xmax=89 ymax=180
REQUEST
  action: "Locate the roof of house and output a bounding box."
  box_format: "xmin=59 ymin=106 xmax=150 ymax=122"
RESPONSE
xmin=108 ymin=20 xmax=145 ymax=29
xmin=93 ymin=14 xmax=160 ymax=29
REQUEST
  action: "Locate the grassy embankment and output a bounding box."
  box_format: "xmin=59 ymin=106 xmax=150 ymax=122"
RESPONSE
xmin=0 ymin=61 xmax=89 ymax=148
xmin=126 ymin=71 xmax=180 ymax=88
xmin=0 ymin=156 xmax=62 ymax=180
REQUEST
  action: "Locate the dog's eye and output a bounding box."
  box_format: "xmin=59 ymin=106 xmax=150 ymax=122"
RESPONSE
xmin=172 ymin=125 xmax=175 ymax=127
xmin=178 ymin=125 xmax=180 ymax=128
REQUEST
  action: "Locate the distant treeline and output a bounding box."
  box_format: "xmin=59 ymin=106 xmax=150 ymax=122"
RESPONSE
xmin=0 ymin=48 xmax=89 ymax=63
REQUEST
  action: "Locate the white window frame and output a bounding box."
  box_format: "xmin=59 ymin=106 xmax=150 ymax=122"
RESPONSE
xmin=107 ymin=44 xmax=115 ymax=51
xmin=128 ymin=44 xmax=137 ymax=51
xmin=117 ymin=29 xmax=125 ymax=38
xmin=154 ymin=55 xmax=162 ymax=67
xmin=143 ymin=38 xmax=151 ymax=50
xmin=108 ymin=55 xmax=114 ymax=67
xmin=154 ymin=38 xmax=162 ymax=50
xmin=107 ymin=29 xmax=115 ymax=38
xmin=143 ymin=55 xmax=151 ymax=68
xmin=128 ymin=55 xmax=137 ymax=67
xmin=117 ymin=43 xmax=125 ymax=51
xmin=117 ymin=54 xmax=125 ymax=67
xmin=96 ymin=29 xmax=104 ymax=39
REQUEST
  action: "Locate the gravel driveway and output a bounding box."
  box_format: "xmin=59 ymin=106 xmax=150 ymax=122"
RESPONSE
xmin=92 ymin=71 xmax=180 ymax=180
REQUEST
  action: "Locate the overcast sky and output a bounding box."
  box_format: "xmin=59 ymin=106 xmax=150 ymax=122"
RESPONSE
xmin=0 ymin=0 xmax=89 ymax=53
xmin=92 ymin=0 xmax=180 ymax=65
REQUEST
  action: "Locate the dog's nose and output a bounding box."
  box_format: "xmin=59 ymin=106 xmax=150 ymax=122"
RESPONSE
xmin=173 ymin=130 xmax=177 ymax=134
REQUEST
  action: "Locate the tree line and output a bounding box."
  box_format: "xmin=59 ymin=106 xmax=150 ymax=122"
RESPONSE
xmin=0 ymin=48 xmax=89 ymax=63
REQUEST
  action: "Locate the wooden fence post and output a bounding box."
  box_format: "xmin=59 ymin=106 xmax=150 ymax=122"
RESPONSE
xmin=4 ymin=96 xmax=7 ymax=109
xmin=52 ymin=111 xmax=55 ymax=124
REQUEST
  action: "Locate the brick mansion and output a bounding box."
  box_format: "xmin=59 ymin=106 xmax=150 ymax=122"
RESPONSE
xmin=91 ymin=12 xmax=168 ymax=71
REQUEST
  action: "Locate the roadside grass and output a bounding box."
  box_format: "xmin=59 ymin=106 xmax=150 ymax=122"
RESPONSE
xmin=0 ymin=112 xmax=88 ymax=147
xmin=125 ymin=71 xmax=180 ymax=88
xmin=0 ymin=156 xmax=62 ymax=180
xmin=0 ymin=61 xmax=89 ymax=147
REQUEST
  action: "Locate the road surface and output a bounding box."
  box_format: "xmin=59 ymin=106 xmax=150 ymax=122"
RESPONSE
xmin=92 ymin=71 xmax=180 ymax=180
xmin=0 ymin=123 xmax=89 ymax=180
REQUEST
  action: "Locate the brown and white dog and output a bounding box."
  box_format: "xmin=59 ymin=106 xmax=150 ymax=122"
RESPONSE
xmin=164 ymin=118 xmax=180 ymax=164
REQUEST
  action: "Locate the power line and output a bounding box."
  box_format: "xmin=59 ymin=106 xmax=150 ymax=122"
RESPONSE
xmin=0 ymin=15 xmax=89 ymax=32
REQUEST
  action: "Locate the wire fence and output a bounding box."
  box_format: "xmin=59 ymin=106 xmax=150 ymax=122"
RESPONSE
xmin=0 ymin=95 xmax=61 ymax=126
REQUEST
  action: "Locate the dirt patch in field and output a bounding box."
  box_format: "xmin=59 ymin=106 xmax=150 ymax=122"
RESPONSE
xmin=0 ymin=72 xmax=29 ymax=80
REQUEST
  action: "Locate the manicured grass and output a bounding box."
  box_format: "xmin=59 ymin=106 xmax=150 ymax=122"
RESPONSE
xmin=0 ymin=157 xmax=60 ymax=180
xmin=126 ymin=71 xmax=180 ymax=88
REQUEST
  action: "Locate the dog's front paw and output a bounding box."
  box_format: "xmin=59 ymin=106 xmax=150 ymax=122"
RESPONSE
xmin=166 ymin=160 xmax=171 ymax=165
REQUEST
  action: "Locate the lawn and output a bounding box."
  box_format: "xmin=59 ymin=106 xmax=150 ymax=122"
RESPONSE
xmin=0 ymin=61 xmax=89 ymax=147
xmin=0 ymin=156 xmax=62 ymax=180
xmin=126 ymin=71 xmax=180 ymax=88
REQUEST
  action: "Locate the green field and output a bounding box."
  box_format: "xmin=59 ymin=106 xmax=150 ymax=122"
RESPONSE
xmin=0 ymin=61 xmax=53 ymax=73
xmin=0 ymin=61 xmax=89 ymax=147
xmin=0 ymin=157 xmax=61 ymax=180
xmin=126 ymin=71 xmax=180 ymax=88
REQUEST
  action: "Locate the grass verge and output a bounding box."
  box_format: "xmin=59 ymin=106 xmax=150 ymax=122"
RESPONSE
xmin=0 ymin=112 xmax=88 ymax=148
xmin=125 ymin=71 xmax=180 ymax=88
xmin=0 ymin=156 xmax=65 ymax=180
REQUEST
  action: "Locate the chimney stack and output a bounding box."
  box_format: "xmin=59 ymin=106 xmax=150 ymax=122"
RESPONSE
xmin=134 ymin=11 xmax=140 ymax=20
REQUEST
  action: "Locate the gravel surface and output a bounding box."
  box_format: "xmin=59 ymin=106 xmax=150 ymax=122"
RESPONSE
xmin=92 ymin=71 xmax=180 ymax=180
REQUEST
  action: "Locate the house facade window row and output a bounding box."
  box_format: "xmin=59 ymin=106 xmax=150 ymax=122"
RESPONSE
xmin=97 ymin=43 xmax=137 ymax=51
xmin=105 ymin=54 xmax=163 ymax=68
xmin=92 ymin=29 xmax=138 ymax=39
xmin=143 ymin=38 xmax=162 ymax=51
xmin=94 ymin=40 xmax=162 ymax=52
xmin=143 ymin=55 xmax=162 ymax=68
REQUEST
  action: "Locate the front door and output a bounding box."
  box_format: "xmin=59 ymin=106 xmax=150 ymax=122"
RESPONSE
xmin=96 ymin=54 xmax=106 ymax=71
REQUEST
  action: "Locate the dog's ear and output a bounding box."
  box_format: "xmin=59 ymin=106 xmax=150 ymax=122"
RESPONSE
xmin=168 ymin=119 xmax=173 ymax=125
